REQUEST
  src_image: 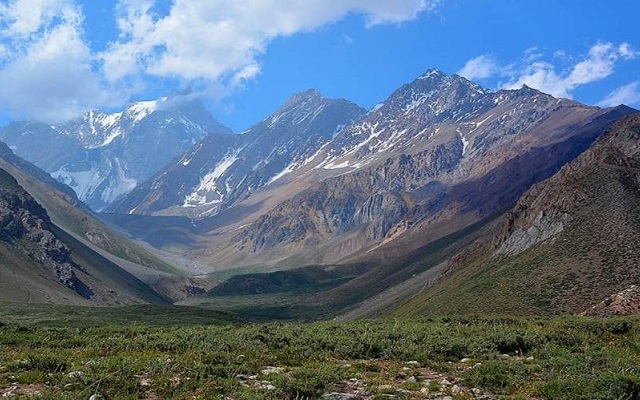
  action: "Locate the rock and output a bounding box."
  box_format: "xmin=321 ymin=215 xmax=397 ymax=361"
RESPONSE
xmin=580 ymin=285 xmax=640 ymax=317
xmin=451 ymin=385 xmax=461 ymax=394
xmin=526 ymin=356 xmax=535 ymax=361
xmin=460 ymin=358 xmax=472 ymax=363
xmin=440 ymin=379 xmax=451 ymax=386
xmin=67 ymin=371 xmax=84 ymax=379
xmin=471 ymin=387 xmax=482 ymax=395
xmin=496 ymin=209 xmax=570 ymax=256
xmin=322 ymin=393 xmax=362 ymax=400
xmin=261 ymin=366 xmax=284 ymax=375
xmin=89 ymin=395 xmax=104 ymax=400
xmin=405 ymin=361 xmax=420 ymax=366
xmin=406 ymin=376 xmax=417 ymax=383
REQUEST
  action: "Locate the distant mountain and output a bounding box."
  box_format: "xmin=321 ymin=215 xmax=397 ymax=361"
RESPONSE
xmin=0 ymin=98 xmax=231 ymax=210
xmin=390 ymin=113 xmax=640 ymax=317
xmin=229 ymin=71 xmax=635 ymax=266
xmin=108 ymin=70 xmax=636 ymax=274
xmin=111 ymin=89 xmax=366 ymax=216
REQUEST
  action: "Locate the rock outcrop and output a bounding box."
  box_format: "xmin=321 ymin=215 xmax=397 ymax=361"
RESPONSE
xmin=581 ymin=286 xmax=640 ymax=317
xmin=0 ymin=168 xmax=92 ymax=297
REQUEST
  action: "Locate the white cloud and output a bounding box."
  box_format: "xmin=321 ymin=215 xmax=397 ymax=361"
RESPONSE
xmin=457 ymin=54 xmax=499 ymax=81
xmin=101 ymin=0 xmax=437 ymax=90
xmin=0 ymin=0 xmax=437 ymax=122
xmin=598 ymin=81 xmax=640 ymax=107
xmin=502 ymin=42 xmax=636 ymax=99
xmin=619 ymin=43 xmax=639 ymax=60
xmin=0 ymin=0 xmax=115 ymax=122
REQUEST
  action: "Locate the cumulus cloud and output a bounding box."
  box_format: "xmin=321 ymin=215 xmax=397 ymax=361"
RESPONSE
xmin=503 ymin=42 xmax=636 ymax=98
xmin=460 ymin=42 xmax=638 ymax=100
xmin=101 ymin=0 xmax=437 ymax=90
xmin=0 ymin=0 xmax=111 ymax=122
xmin=0 ymin=0 xmax=436 ymax=122
xmin=457 ymin=54 xmax=499 ymax=80
xmin=598 ymin=81 xmax=640 ymax=107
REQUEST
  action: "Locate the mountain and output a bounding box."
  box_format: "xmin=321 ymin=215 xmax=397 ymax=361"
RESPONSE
xmin=110 ymin=89 xmax=366 ymax=217
xmin=0 ymin=98 xmax=231 ymax=210
xmin=388 ymin=113 xmax=640 ymax=317
xmin=0 ymin=165 xmax=169 ymax=305
xmin=0 ymin=134 xmax=203 ymax=304
xmin=226 ymin=71 xmax=635 ymax=267
xmin=107 ymin=70 xmax=635 ymax=275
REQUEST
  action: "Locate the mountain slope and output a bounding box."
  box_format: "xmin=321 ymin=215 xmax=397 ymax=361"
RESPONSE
xmin=0 ymin=98 xmax=231 ymax=210
xmin=224 ymin=71 xmax=635 ymax=267
xmin=106 ymin=70 xmax=636 ymax=275
xmin=111 ymin=89 xmax=366 ymax=217
xmin=0 ymin=166 xmax=169 ymax=305
xmin=391 ymin=112 xmax=640 ymax=317
xmin=0 ymin=139 xmax=180 ymax=276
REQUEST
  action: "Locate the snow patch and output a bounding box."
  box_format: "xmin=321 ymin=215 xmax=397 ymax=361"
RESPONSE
xmin=99 ymin=112 xmax=122 ymax=129
xmin=99 ymin=127 xmax=123 ymax=147
xmin=418 ymin=70 xmax=441 ymax=80
xmin=100 ymin=158 xmax=137 ymax=203
xmin=457 ymin=129 xmax=470 ymax=156
xmin=474 ymin=114 xmax=494 ymax=129
xmin=182 ymin=151 xmax=239 ymax=207
xmin=128 ymin=100 xmax=158 ymax=123
xmin=323 ymin=160 xmax=351 ymax=170
xmin=51 ymin=165 xmax=104 ymax=202
xmin=370 ymin=103 xmax=384 ymax=113
xmin=268 ymin=163 xmax=296 ymax=184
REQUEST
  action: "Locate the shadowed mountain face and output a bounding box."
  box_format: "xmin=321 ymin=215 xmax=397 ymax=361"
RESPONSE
xmin=0 ymin=98 xmax=231 ymax=211
xmin=0 ymin=165 xmax=171 ymax=305
xmin=389 ymin=113 xmax=640 ymax=317
xmin=107 ymin=70 xmax=636 ymax=272
xmin=0 ymin=168 xmax=92 ymax=298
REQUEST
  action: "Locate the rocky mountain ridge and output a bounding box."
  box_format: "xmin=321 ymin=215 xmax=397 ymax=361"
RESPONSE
xmin=111 ymin=89 xmax=366 ymax=217
xmin=225 ymin=72 xmax=634 ymax=266
xmin=387 ymin=113 xmax=640 ymax=317
xmin=107 ymin=70 xmax=636 ymax=272
xmin=0 ymin=168 xmax=91 ymax=298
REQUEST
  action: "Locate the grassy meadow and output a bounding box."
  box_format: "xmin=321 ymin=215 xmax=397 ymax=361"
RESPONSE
xmin=0 ymin=305 xmax=639 ymax=399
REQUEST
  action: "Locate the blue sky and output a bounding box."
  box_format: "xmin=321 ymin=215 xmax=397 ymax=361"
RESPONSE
xmin=0 ymin=0 xmax=638 ymax=131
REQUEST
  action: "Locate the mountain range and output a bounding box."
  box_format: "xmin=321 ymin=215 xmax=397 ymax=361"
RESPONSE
xmin=107 ymin=69 xmax=634 ymax=273
xmin=0 ymin=98 xmax=231 ymax=211
xmin=0 ymin=68 xmax=638 ymax=319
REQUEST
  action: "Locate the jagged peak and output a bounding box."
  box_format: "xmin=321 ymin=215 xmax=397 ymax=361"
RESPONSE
xmin=494 ymin=84 xmax=557 ymax=101
xmin=414 ymin=69 xmax=488 ymax=94
xmin=280 ymin=89 xmax=323 ymax=109
xmin=268 ymin=89 xmax=331 ymax=121
xmin=417 ymin=68 xmax=446 ymax=80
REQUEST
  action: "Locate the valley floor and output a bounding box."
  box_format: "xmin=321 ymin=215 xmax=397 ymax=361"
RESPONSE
xmin=0 ymin=305 xmax=639 ymax=399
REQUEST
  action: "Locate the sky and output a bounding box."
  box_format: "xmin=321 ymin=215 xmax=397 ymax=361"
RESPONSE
xmin=0 ymin=0 xmax=638 ymax=131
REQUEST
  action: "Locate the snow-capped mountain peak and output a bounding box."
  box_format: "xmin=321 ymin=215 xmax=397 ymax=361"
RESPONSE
xmin=125 ymin=99 xmax=160 ymax=123
xmin=0 ymin=98 xmax=232 ymax=211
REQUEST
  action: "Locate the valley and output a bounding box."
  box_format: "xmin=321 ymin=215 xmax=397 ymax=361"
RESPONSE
xmin=0 ymin=68 xmax=638 ymax=321
xmin=1 ymin=1 xmax=640 ymax=399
